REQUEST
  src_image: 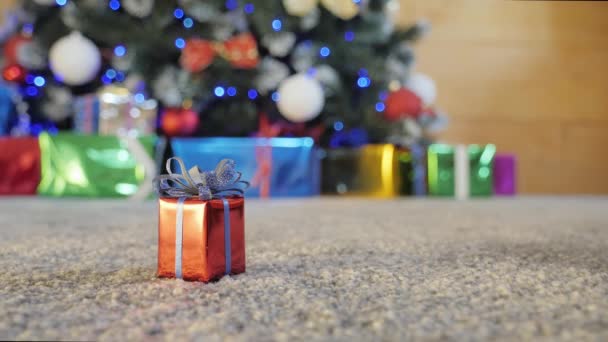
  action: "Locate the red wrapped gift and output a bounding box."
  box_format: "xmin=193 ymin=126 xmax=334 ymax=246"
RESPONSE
xmin=0 ymin=137 xmax=41 ymax=195
xmin=156 ymin=158 xmax=247 ymax=282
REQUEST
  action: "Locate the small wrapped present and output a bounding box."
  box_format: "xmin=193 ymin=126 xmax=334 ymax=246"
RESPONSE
xmin=73 ymin=86 xmax=157 ymax=136
xmin=37 ymin=133 xmax=159 ymax=198
xmin=321 ymin=144 xmax=402 ymax=197
xmin=156 ymin=158 xmax=247 ymax=282
xmin=171 ymin=137 xmax=319 ymax=197
xmin=493 ymin=153 xmax=517 ymax=195
xmin=0 ymin=137 xmax=40 ymax=195
xmin=427 ymin=144 xmax=496 ymax=198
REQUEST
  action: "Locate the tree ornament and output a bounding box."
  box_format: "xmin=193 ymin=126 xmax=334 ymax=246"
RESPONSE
xmin=320 ymin=0 xmax=360 ymax=20
xmin=262 ymin=32 xmax=296 ymax=57
xmin=291 ymin=41 xmax=317 ymax=72
xmin=161 ymin=107 xmax=199 ymax=136
xmin=406 ymin=72 xmax=436 ymax=106
xmin=383 ymin=88 xmax=422 ymax=122
xmin=2 ymin=64 xmax=26 ymax=83
xmin=181 ymin=33 xmax=259 ymax=72
xmin=49 ymin=32 xmax=101 ymax=86
xmin=4 ymin=34 xmax=31 ymax=65
xmin=254 ymin=57 xmax=289 ymax=95
xmin=16 ymin=39 xmax=46 ymax=70
xmin=277 ymin=73 xmax=325 ymax=123
xmin=180 ymin=39 xmax=215 ymax=73
xmin=152 ymin=66 xmax=186 ymax=107
xmin=122 ymin=0 xmax=155 ymax=18
xmin=282 ymin=0 xmax=317 ymax=17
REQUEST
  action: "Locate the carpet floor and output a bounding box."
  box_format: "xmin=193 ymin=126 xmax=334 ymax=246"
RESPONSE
xmin=1 ymin=197 xmax=607 ymax=341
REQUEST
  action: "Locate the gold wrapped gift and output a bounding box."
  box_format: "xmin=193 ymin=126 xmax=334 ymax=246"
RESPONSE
xmin=322 ymin=144 xmax=402 ymax=197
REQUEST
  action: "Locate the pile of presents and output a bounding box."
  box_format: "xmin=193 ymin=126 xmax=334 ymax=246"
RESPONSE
xmin=0 ymin=134 xmax=516 ymax=198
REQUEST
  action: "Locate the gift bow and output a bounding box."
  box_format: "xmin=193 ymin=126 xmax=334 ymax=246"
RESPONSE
xmin=180 ymin=33 xmax=259 ymax=73
xmin=155 ymin=157 xmax=249 ymax=199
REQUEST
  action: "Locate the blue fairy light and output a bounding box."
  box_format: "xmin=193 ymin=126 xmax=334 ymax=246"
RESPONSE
xmin=175 ymin=38 xmax=186 ymax=49
xmin=247 ymin=89 xmax=258 ymax=100
xmin=33 ymin=76 xmax=45 ymax=87
xmin=378 ymin=91 xmax=388 ymax=101
xmin=25 ymin=75 xmax=35 ymax=84
xmin=375 ymin=102 xmax=385 ymax=112
xmin=225 ymin=0 xmax=238 ymax=10
xmin=101 ymin=75 xmax=112 ymax=84
xmin=25 ymin=86 xmax=38 ymax=97
xmin=173 ymin=8 xmax=184 ymax=19
xmin=244 ymin=3 xmax=255 ymax=14
xmin=105 ymin=69 xmax=117 ymax=79
xmin=358 ymin=68 xmax=368 ymax=76
xmin=353 ymin=0 xmax=361 ymax=3
xmin=334 ymin=121 xmax=344 ymax=131
xmin=319 ymin=46 xmax=331 ymax=58
xmin=56 ymin=0 xmax=67 ymax=6
xmin=344 ymin=31 xmax=355 ymax=42
xmin=214 ymin=86 xmax=225 ymax=97
xmin=271 ymin=19 xmax=282 ymax=32
xmin=109 ymin=0 xmax=120 ymax=11
xmin=357 ymin=77 xmax=371 ymax=88
xmin=22 ymin=24 xmax=34 ymax=35
xmin=271 ymin=92 xmax=280 ymax=102
xmin=307 ymin=67 xmax=317 ymax=76
xmin=134 ymin=93 xmax=145 ymax=103
xmin=183 ymin=18 xmax=194 ymax=28
xmin=227 ymin=87 xmax=237 ymax=96
xmin=115 ymin=71 xmax=125 ymax=82
xmin=114 ymin=45 xmax=126 ymax=57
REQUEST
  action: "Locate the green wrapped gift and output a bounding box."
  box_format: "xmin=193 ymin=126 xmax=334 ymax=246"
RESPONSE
xmin=427 ymin=144 xmax=496 ymax=197
xmin=37 ymin=133 xmax=159 ymax=198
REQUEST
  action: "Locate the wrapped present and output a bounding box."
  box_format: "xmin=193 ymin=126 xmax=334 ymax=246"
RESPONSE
xmin=156 ymin=158 xmax=247 ymax=282
xmin=321 ymin=144 xmax=402 ymax=197
xmin=37 ymin=133 xmax=159 ymax=198
xmin=493 ymin=153 xmax=517 ymax=195
xmin=171 ymin=137 xmax=319 ymax=197
xmin=0 ymin=137 xmax=40 ymax=195
xmin=427 ymin=144 xmax=496 ymax=198
xmin=73 ymin=86 xmax=157 ymax=136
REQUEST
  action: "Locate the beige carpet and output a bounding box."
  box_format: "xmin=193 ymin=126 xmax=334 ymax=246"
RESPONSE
xmin=1 ymin=197 xmax=607 ymax=341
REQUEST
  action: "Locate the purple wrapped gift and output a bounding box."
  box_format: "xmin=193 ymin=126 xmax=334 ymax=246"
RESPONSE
xmin=493 ymin=154 xmax=516 ymax=195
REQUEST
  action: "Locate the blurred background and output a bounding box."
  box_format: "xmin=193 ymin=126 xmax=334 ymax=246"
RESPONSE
xmin=0 ymin=0 xmax=606 ymax=197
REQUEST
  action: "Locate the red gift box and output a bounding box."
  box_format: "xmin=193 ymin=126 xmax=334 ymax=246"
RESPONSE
xmin=158 ymin=196 xmax=245 ymax=282
xmin=0 ymin=137 xmax=40 ymax=195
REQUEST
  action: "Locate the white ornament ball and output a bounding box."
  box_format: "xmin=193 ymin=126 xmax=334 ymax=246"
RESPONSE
xmin=49 ymin=32 xmax=101 ymax=86
xmin=406 ymin=72 xmax=437 ymax=106
xmin=277 ymin=73 xmax=325 ymax=123
xmin=282 ymin=0 xmax=317 ymax=17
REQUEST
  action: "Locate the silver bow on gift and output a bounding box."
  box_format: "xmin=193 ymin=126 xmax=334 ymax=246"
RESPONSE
xmin=154 ymin=157 xmax=249 ymax=199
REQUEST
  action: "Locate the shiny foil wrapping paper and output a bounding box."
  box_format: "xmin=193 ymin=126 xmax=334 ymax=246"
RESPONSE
xmin=321 ymin=144 xmax=402 ymax=197
xmin=493 ymin=153 xmax=517 ymax=195
xmin=171 ymin=138 xmax=320 ymax=197
xmin=427 ymin=144 xmax=496 ymax=197
xmin=0 ymin=137 xmax=41 ymax=195
xmin=37 ymin=133 xmax=157 ymax=197
xmin=158 ymin=197 xmax=245 ymax=282
xmin=73 ymin=87 xmax=157 ymax=136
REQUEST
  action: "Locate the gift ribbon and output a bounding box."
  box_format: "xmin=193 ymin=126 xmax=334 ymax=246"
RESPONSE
xmin=155 ymin=157 xmax=248 ymax=278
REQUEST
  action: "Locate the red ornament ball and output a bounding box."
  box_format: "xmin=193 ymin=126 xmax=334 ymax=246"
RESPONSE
xmin=2 ymin=64 xmax=26 ymax=83
xmin=161 ymin=107 xmax=199 ymax=136
xmin=4 ymin=34 xmax=32 ymax=65
xmin=383 ymin=88 xmax=423 ymax=122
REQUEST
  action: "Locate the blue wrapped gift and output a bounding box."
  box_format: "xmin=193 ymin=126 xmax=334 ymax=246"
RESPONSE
xmin=171 ymin=137 xmax=320 ymax=197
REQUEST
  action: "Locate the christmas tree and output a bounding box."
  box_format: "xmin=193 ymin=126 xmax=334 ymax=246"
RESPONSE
xmin=0 ymin=0 xmax=445 ymax=146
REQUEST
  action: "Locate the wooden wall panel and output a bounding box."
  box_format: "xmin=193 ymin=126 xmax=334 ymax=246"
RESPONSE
xmin=399 ymin=0 xmax=608 ymax=193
